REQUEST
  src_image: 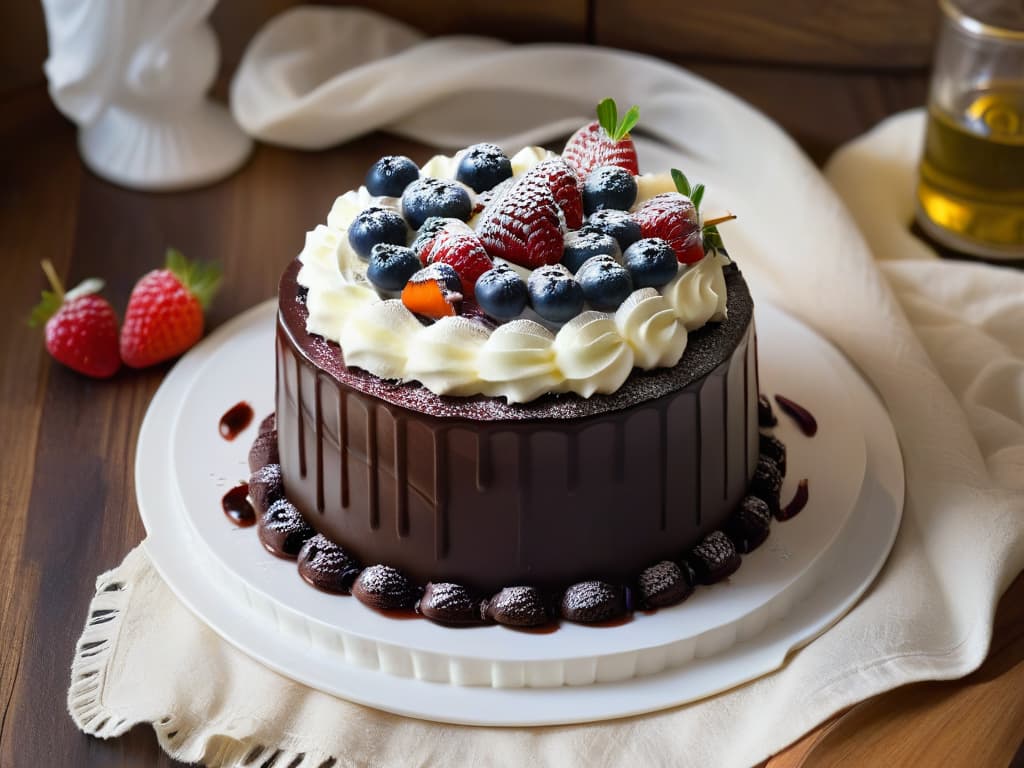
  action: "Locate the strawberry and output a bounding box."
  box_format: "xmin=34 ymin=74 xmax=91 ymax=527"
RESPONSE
xmin=632 ymin=168 xmax=737 ymax=264
xmin=30 ymin=260 xmax=120 ymax=379
xmin=524 ymin=158 xmax=584 ymax=229
xmin=423 ymin=231 xmax=492 ymax=300
xmin=631 ymin=192 xmax=703 ymax=264
xmin=477 ymin=176 xmax=563 ymax=268
xmin=563 ymin=98 xmax=640 ymax=178
xmin=120 ymin=249 xmax=221 ymax=368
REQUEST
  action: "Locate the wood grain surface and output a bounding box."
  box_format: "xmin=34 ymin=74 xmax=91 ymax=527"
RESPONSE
xmin=2 ymin=0 xmax=941 ymax=93
xmin=1 ymin=7 xmax=1022 ymax=768
xmin=594 ymin=0 xmax=941 ymax=69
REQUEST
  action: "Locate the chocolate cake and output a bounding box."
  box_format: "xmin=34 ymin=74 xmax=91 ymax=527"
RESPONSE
xmin=275 ymin=258 xmax=757 ymax=593
xmin=245 ymin=99 xmax=802 ymax=628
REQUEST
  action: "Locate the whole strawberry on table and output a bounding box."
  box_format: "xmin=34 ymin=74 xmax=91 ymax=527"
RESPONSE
xmin=30 ymin=260 xmax=121 ymax=379
xmin=119 ymin=249 xmax=222 ymax=369
xmin=31 ymin=249 xmax=221 ymax=379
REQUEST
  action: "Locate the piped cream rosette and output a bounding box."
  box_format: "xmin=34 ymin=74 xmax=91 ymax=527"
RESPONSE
xmin=297 ymin=148 xmax=730 ymax=404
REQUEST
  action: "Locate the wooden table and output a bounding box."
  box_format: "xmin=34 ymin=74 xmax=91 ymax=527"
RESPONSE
xmin=2 ymin=62 xmax=1022 ymax=768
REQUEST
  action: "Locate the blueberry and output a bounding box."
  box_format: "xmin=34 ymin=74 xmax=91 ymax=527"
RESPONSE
xmin=561 ymin=230 xmax=622 ymax=273
xmin=527 ymin=264 xmax=585 ymax=324
xmin=364 ymin=155 xmax=420 ymax=197
xmin=410 ymin=262 xmax=463 ymax=295
xmin=575 ymin=255 xmax=634 ymax=311
xmin=584 ymin=209 xmax=642 ymax=250
xmin=366 ymin=244 xmax=422 ymax=292
xmin=347 ymin=206 xmax=408 ymax=260
xmin=623 ymin=237 xmax=678 ymax=288
xmin=456 ymin=143 xmax=513 ymax=193
xmin=402 ymin=178 xmax=472 ymax=229
xmin=474 ymin=264 xmax=529 ymax=321
xmin=582 ymin=165 xmax=638 ymax=216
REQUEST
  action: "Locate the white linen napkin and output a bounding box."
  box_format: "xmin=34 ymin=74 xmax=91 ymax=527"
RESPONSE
xmin=68 ymin=8 xmax=1024 ymax=767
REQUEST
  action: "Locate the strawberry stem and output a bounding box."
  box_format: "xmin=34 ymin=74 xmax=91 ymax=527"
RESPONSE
xmin=703 ymin=213 xmax=737 ymax=228
xmin=165 ymin=248 xmax=222 ymax=310
xmin=40 ymin=259 xmax=64 ymax=301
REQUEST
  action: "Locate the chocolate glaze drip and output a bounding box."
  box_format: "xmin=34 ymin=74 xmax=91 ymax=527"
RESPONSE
xmin=222 ymin=483 xmax=255 ymax=527
xmin=367 ymin=403 xmax=378 ymax=530
xmin=219 ymin=402 xmax=254 ymax=441
xmin=778 ymin=478 xmax=810 ymax=521
xmin=338 ymin=390 xmax=349 ymax=508
xmin=394 ymin=417 xmax=408 ymax=537
xmin=314 ymin=374 xmax=324 ymax=513
xmin=248 ymin=429 xmax=808 ymax=630
xmin=774 ymin=394 xmax=818 ymax=437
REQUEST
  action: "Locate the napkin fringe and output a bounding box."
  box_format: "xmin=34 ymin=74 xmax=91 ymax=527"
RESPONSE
xmin=204 ymin=740 xmax=341 ymax=768
xmin=67 ymin=548 xmax=343 ymax=768
xmin=67 ymin=568 xmax=135 ymax=740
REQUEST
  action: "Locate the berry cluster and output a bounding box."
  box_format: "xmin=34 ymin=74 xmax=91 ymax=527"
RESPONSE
xmin=351 ymin=98 xmax=734 ymax=331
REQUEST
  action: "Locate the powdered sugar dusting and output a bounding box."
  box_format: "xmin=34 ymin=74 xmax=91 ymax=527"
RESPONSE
xmin=486 ymin=586 xmax=547 ymax=625
xmin=639 ymin=561 xmax=682 ymax=596
xmin=251 ymin=462 xmax=282 ymax=486
xmin=562 ymin=580 xmax=615 ymax=612
xmin=300 ymin=533 xmax=359 ymax=574
xmin=356 ymin=565 xmax=411 ymax=597
xmin=264 ymin=499 xmax=307 ymax=534
xmin=422 ymin=582 xmax=473 ymax=610
xmin=692 ymin=531 xmax=737 ymax=569
xmin=739 ymin=496 xmax=771 ymax=526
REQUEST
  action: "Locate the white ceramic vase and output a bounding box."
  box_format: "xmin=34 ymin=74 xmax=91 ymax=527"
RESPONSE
xmin=41 ymin=0 xmax=252 ymax=191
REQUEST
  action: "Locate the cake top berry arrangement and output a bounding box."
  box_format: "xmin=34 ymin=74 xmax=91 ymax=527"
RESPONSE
xmin=297 ymin=99 xmax=734 ymax=403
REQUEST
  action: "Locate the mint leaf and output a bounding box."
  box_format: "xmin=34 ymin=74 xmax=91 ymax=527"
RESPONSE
xmin=596 ymin=98 xmax=618 ymax=138
xmin=615 ymin=105 xmax=640 ymax=140
xmin=703 ymin=225 xmax=727 ymax=256
xmin=671 ymin=168 xmax=691 ymax=196
xmin=690 ymin=184 xmax=705 ymax=211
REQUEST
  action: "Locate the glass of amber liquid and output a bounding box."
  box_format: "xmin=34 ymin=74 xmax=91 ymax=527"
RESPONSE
xmin=917 ymin=0 xmax=1024 ymax=260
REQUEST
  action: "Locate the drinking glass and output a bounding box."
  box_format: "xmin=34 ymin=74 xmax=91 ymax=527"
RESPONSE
xmin=916 ymin=0 xmax=1024 ymax=260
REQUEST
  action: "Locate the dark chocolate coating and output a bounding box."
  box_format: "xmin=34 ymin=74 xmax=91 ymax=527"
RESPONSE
xmin=484 ymin=586 xmax=549 ymax=627
xmin=258 ymin=499 xmax=315 ymax=559
xmin=352 ymin=564 xmax=418 ymax=610
xmin=687 ymin=531 xmax=741 ymax=585
xmin=258 ymin=412 xmax=277 ymax=436
xmin=759 ymin=434 xmax=786 ymax=477
xmin=560 ymin=581 xmax=629 ymax=623
xmin=248 ymin=430 xmax=279 ymax=474
xmin=248 ymin=463 xmax=284 ymax=515
xmin=637 ymin=560 xmax=694 ymax=609
xmin=724 ymin=495 xmax=772 ymax=554
xmin=275 ymin=259 xmax=758 ymax=592
xmin=758 ymin=394 xmax=777 ymax=427
xmin=297 ymin=533 xmax=361 ymax=594
xmin=750 ymin=456 xmax=784 ymax=517
xmin=416 ymin=582 xmax=486 ymax=625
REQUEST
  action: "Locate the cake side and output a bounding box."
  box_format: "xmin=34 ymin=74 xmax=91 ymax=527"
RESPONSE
xmin=276 ymin=260 xmax=758 ymax=592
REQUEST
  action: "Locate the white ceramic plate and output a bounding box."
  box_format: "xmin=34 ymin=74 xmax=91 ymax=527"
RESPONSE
xmin=137 ymin=300 xmax=902 ymax=725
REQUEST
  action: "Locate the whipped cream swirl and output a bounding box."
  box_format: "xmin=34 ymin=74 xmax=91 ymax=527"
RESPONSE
xmin=296 ymin=148 xmax=730 ymax=404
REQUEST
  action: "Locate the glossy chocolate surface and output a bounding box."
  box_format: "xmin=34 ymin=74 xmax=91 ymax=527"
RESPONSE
xmin=276 ymin=259 xmax=758 ymax=592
